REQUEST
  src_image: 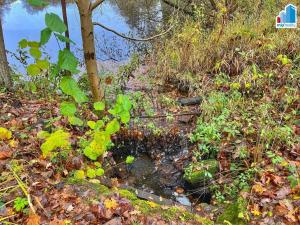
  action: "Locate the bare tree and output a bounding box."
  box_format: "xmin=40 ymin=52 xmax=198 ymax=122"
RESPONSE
xmin=0 ymin=16 xmax=12 ymax=89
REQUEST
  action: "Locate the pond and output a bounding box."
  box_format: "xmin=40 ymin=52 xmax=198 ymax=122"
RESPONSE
xmin=1 ymin=0 xmax=171 ymax=72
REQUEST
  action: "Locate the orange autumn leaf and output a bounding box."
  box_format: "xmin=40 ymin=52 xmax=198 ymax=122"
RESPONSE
xmin=26 ymin=214 xmax=40 ymax=225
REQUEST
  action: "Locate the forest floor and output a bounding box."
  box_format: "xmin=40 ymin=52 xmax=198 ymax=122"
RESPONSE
xmin=0 ymin=91 xmax=214 ymax=225
xmin=1 ymin=77 xmax=300 ymax=224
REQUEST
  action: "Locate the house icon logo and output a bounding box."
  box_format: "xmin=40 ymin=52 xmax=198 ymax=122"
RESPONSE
xmin=276 ymin=4 xmax=297 ymax=28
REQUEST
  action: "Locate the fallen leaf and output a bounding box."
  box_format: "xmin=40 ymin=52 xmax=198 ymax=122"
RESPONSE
xmin=0 ymin=150 xmax=12 ymax=160
xmin=0 ymin=127 xmax=12 ymax=140
xmin=276 ymin=186 xmax=291 ymax=199
xmin=252 ymin=183 xmax=266 ymax=195
xmin=104 ymin=198 xmax=118 ymax=210
xmin=26 ymin=214 xmax=40 ymax=225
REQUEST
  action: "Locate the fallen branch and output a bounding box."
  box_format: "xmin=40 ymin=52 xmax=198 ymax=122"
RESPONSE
xmin=134 ymin=111 xmax=201 ymax=119
xmin=93 ymin=22 xmax=174 ymax=42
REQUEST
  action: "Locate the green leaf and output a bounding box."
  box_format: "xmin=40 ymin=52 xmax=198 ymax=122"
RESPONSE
xmin=55 ymin=33 xmax=75 ymax=44
xmin=105 ymin=119 xmax=120 ymax=135
xmin=68 ymin=116 xmax=83 ymax=126
xmin=120 ymin=111 xmax=130 ymax=123
xmin=29 ymin=47 xmax=42 ymax=59
xmin=84 ymin=146 xmax=99 ymax=161
xmin=18 ymin=39 xmax=28 ymax=49
xmin=41 ymin=130 xmax=70 ymax=157
xmin=60 ymin=102 xmax=76 ymax=116
xmin=28 ymin=41 xmax=40 ymax=48
xmin=93 ymin=101 xmax=105 ymax=111
xmin=36 ymin=59 xmax=50 ymax=70
xmin=95 ymin=120 xmax=104 ymax=130
xmin=74 ymin=170 xmax=85 ymax=180
xmin=27 ymin=64 xmax=41 ymax=76
xmin=45 ymin=13 xmax=67 ymax=33
xmin=60 ymin=76 xmax=88 ymax=103
xmin=109 ymin=94 xmax=132 ymax=124
xmin=86 ymin=168 xmax=96 ymax=179
xmin=58 ymin=49 xmax=79 ymax=74
xmin=126 ymin=155 xmax=135 ymax=164
xmin=37 ymin=130 xmax=50 ymax=139
xmin=87 ymin=121 xmax=96 ymax=129
xmin=96 ymin=168 xmax=105 ymax=176
xmin=27 ymin=0 xmax=49 ymax=7
xmin=40 ymin=27 xmax=52 ymax=46
xmin=13 ymin=197 xmax=28 ymax=212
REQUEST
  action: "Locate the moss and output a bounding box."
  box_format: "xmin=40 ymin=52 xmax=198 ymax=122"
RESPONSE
xmin=66 ymin=178 xmax=111 ymax=195
xmin=132 ymin=199 xmax=160 ymax=214
xmin=161 ymin=206 xmax=213 ymax=225
xmin=118 ymin=189 xmax=138 ymax=201
xmin=217 ymin=198 xmax=247 ymax=225
xmin=184 ymin=159 xmax=219 ymax=184
xmin=161 ymin=207 xmax=180 ymax=221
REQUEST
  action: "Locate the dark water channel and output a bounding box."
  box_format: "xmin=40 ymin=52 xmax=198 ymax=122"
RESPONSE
xmin=1 ymin=0 xmax=171 ymax=72
xmin=111 ymin=134 xmax=212 ymax=207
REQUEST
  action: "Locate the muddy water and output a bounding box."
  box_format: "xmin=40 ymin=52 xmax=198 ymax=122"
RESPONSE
xmin=1 ymin=0 xmax=170 ymax=71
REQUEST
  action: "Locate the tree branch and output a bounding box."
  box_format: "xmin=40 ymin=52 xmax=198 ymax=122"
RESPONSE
xmin=93 ymin=22 xmax=174 ymax=42
xmin=91 ymin=0 xmax=105 ymax=11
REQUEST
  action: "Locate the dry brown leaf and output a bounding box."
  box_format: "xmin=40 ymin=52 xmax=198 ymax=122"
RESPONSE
xmin=26 ymin=213 xmax=41 ymax=225
xmin=0 ymin=150 xmax=12 ymax=160
xmin=276 ymin=187 xmax=291 ymax=199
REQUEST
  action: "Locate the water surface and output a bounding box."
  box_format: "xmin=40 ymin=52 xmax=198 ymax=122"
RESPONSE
xmin=1 ymin=0 xmax=169 ymax=71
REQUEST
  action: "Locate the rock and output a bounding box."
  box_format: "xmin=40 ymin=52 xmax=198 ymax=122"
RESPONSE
xmin=216 ymin=198 xmax=247 ymax=225
xmin=184 ymin=159 xmax=218 ymax=185
xmin=178 ymin=115 xmax=194 ymax=124
xmin=178 ymin=97 xmax=202 ymax=106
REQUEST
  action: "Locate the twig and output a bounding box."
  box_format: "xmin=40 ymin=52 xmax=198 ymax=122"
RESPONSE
xmin=133 ymin=111 xmax=201 ymax=119
xmin=10 ymin=167 xmax=36 ymax=214
xmin=0 ymin=214 xmax=17 ymax=222
xmin=0 ymin=185 xmax=18 ymax=192
xmin=91 ymin=0 xmax=105 ymax=11
xmin=93 ymin=22 xmax=174 ymax=42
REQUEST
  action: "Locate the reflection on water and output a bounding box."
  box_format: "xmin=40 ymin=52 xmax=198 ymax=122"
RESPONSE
xmin=1 ymin=0 xmax=169 ymax=71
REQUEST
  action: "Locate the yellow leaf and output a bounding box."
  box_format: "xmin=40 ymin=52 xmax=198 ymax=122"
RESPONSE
xmin=252 ymin=183 xmax=265 ymax=194
xmin=147 ymin=201 xmax=158 ymax=208
xmin=9 ymin=140 xmax=17 ymax=148
xmin=0 ymin=127 xmax=12 ymax=140
xmin=104 ymin=198 xmax=118 ymax=209
xmin=251 ymin=210 xmax=261 ymax=216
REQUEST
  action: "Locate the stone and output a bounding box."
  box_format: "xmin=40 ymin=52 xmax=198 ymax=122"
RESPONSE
xmin=184 ymin=159 xmax=218 ymax=185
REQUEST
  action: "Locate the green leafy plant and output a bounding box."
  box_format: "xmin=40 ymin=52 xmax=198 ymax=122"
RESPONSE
xmin=13 ymin=197 xmax=28 ymax=212
xmin=126 ymin=155 xmax=135 ymax=164
xmin=38 ymin=130 xmax=71 ymax=158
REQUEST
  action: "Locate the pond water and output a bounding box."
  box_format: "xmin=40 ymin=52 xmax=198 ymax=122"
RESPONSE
xmin=1 ymin=0 xmax=170 ymax=72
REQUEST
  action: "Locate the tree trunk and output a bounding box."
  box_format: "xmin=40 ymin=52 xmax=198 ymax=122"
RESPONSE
xmin=76 ymin=0 xmax=103 ymax=101
xmin=61 ymin=0 xmax=70 ymax=50
xmin=0 ymin=17 xmax=12 ymax=89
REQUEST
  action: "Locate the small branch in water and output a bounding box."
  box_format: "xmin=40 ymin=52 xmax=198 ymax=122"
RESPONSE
xmin=93 ymin=22 xmax=174 ymax=42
